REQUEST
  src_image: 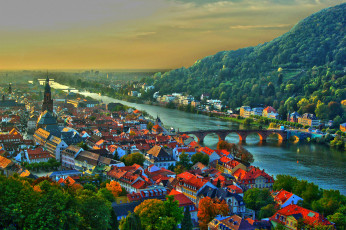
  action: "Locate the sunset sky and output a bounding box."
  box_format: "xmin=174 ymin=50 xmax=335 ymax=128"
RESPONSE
xmin=0 ymin=0 xmax=343 ymax=70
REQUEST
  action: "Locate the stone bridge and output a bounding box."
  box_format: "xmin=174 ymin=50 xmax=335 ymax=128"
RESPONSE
xmin=178 ymin=129 xmax=287 ymax=143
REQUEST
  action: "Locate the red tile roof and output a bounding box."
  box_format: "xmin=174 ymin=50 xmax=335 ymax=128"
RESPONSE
xmin=27 ymin=147 xmax=52 ymax=160
xmin=271 ymin=204 xmax=333 ymax=227
xmin=273 ymin=189 xmax=294 ymax=205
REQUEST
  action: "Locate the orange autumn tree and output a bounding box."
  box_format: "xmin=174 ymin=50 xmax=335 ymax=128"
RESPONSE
xmin=197 ymin=197 xmax=229 ymax=230
xmin=106 ymin=180 xmax=122 ymax=198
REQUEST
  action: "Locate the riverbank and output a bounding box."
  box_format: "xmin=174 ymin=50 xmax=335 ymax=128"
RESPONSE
xmin=49 ymin=81 xmax=346 ymax=194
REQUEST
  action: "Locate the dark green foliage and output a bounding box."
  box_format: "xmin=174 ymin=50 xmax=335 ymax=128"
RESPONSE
xmin=273 ymin=174 xmax=346 ymax=217
xmin=177 ymin=152 xmax=192 ymax=170
xmin=181 ymin=208 xmax=193 ymax=230
xmin=0 ymin=175 xmax=113 ymax=230
xmin=120 ymin=212 xmax=142 ymax=230
xmin=110 ymin=209 xmax=119 ymax=230
xmin=243 ymin=188 xmax=274 ymax=213
xmin=216 ymin=179 xmax=221 ymax=188
xmin=191 ymin=152 xmax=209 ymax=165
xmin=143 ymin=4 xmax=346 ymax=120
xmin=259 ymin=204 xmax=277 ymax=219
xmin=120 ymin=152 xmax=145 ymax=166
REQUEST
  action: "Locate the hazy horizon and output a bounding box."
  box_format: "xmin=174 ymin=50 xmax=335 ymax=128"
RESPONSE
xmin=0 ymin=0 xmax=344 ymax=70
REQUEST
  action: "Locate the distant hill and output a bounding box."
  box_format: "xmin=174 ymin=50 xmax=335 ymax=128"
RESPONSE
xmin=143 ymin=3 xmax=345 ymax=121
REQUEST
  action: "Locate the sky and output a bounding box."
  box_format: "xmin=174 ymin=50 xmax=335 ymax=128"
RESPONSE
xmin=0 ymin=0 xmax=344 ymax=70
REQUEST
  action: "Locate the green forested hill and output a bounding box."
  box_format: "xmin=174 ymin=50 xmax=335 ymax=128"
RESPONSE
xmin=143 ymin=3 xmax=346 ymax=121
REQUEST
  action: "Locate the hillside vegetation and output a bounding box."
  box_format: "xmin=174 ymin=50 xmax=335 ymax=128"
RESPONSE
xmin=143 ymin=3 xmax=346 ymax=121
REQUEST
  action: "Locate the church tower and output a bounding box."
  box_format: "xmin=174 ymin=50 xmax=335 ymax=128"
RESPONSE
xmin=8 ymin=83 xmax=12 ymax=94
xmin=42 ymin=76 xmax=53 ymax=113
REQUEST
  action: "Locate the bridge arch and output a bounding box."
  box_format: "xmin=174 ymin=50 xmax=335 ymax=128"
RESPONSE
xmin=289 ymin=135 xmax=300 ymax=143
xmin=245 ymin=132 xmax=265 ymax=143
xmin=225 ymin=132 xmax=242 ymax=143
xmin=267 ymin=132 xmax=284 ymax=141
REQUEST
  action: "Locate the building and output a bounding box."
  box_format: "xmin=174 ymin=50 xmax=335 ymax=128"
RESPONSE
xmin=208 ymin=215 xmax=255 ymax=230
xmin=340 ymin=123 xmax=346 ymax=132
xmin=0 ymin=155 xmax=15 ymax=176
xmin=144 ymin=145 xmax=175 ymax=169
xmin=172 ymin=147 xmax=196 ymax=161
xmin=251 ymin=107 xmax=263 ymax=116
xmin=169 ymin=189 xmax=198 ymax=227
xmin=288 ymin=112 xmax=300 ymax=123
xmin=107 ymin=164 xmax=152 ymax=193
xmin=272 ymin=189 xmax=303 ymax=208
xmin=61 ymin=145 xmax=83 ymax=168
xmin=270 ymin=204 xmax=334 ymax=229
xmin=197 ymin=186 xmax=246 ymax=215
xmin=42 ymin=76 xmax=53 ymax=113
xmin=262 ymin=106 xmax=277 ymax=118
xmin=33 ymin=128 xmax=51 ymax=146
xmin=239 ymin=167 xmax=274 ymax=190
xmin=25 ymin=147 xmax=53 ymax=163
xmin=0 ymin=128 xmax=24 ymax=148
xmin=49 ymin=170 xmax=82 ymax=181
xmin=175 ymin=171 xmax=210 ymax=204
xmin=298 ymin=113 xmax=320 ymax=127
xmin=45 ymin=136 xmax=68 ymax=161
xmin=239 ymin=106 xmax=252 ymax=118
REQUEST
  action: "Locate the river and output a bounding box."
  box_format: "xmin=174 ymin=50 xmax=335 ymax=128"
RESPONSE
xmin=50 ymin=82 xmax=346 ymax=194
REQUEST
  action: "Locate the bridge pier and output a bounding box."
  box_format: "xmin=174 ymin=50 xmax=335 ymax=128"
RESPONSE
xmin=178 ymin=129 xmax=287 ymax=144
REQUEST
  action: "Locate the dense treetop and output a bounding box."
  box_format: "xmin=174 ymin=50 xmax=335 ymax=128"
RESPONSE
xmin=143 ymin=3 xmax=345 ymax=120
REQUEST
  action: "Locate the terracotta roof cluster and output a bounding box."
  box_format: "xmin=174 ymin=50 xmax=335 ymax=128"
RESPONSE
xmin=263 ymin=106 xmax=277 ymax=113
xmin=240 ymin=166 xmax=274 ymax=185
xmin=270 ymin=204 xmax=333 ymax=227
xmin=27 ymin=147 xmax=52 ymax=160
xmin=58 ymin=176 xmax=76 ymax=186
xmin=169 ymin=189 xmax=197 ymax=210
xmin=177 ymin=171 xmax=208 ymax=190
xmin=107 ymin=164 xmax=152 ymax=190
xmin=273 ymin=189 xmax=294 ymax=205
xmin=0 ymin=155 xmax=13 ymax=169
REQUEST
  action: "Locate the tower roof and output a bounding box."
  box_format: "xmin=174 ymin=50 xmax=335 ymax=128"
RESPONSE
xmin=45 ymin=76 xmax=51 ymax=94
xmin=37 ymin=111 xmax=57 ymax=125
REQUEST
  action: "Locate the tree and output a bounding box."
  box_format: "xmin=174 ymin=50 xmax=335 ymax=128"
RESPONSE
xmin=244 ymin=118 xmax=253 ymax=126
xmin=98 ymin=188 xmax=116 ymax=202
xmin=216 ymin=179 xmax=221 ymax=188
xmin=328 ymin=101 xmax=343 ymax=120
xmin=235 ymin=145 xmax=254 ymax=164
xmin=106 ymin=181 xmax=122 ymax=198
xmin=163 ymin=195 xmax=184 ymax=228
xmin=243 ymin=188 xmax=273 ymax=213
xmin=134 ymin=196 xmax=183 ymax=230
xmin=181 ymin=208 xmax=193 ymax=230
xmin=273 ymin=174 xmax=298 ymax=192
xmin=77 ymin=141 xmax=89 ymax=150
xmin=122 ymin=152 xmax=145 ymax=166
xmin=315 ymin=102 xmax=329 ymax=120
xmin=120 ymin=212 xmax=142 ymax=230
xmin=134 ymin=199 xmax=165 ymax=229
xmin=174 ymin=165 xmax=187 ymax=175
xmin=177 ymin=152 xmax=191 ymax=170
xmin=77 ymin=194 xmax=112 ymax=230
xmin=312 ymin=190 xmax=345 ymax=216
xmin=327 ymin=206 xmax=345 ymax=230
xmin=197 ymin=197 xmax=228 ymax=230
xmin=259 ymin=204 xmax=277 ymax=219
xmin=191 ymin=152 xmax=209 ymax=165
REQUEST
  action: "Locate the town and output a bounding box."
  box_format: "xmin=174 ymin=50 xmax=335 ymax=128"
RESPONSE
xmin=0 ymin=77 xmax=344 ymax=230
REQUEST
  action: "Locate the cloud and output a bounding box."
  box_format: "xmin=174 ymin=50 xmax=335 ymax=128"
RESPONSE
xmin=229 ymin=24 xmax=292 ymax=30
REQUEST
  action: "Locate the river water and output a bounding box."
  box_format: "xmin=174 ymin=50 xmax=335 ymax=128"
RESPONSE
xmin=51 ymin=82 xmax=345 ymax=194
